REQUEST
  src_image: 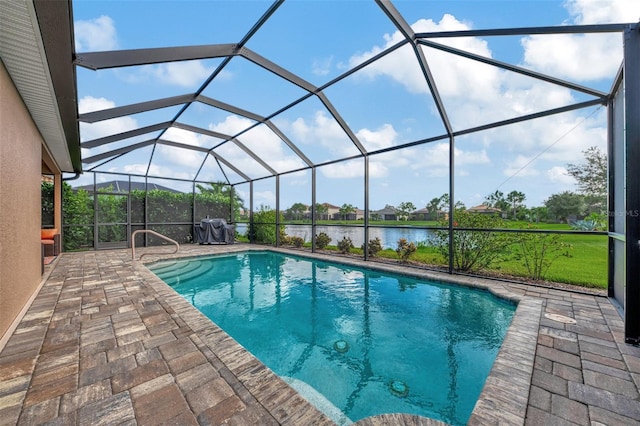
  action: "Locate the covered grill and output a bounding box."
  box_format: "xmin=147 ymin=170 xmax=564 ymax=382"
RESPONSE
xmin=194 ymin=218 xmax=235 ymax=244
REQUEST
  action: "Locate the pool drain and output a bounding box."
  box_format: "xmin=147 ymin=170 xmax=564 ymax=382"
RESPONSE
xmin=544 ymin=313 xmax=577 ymax=324
xmin=333 ymin=340 xmax=349 ymax=353
xmin=389 ymin=380 xmax=409 ymax=397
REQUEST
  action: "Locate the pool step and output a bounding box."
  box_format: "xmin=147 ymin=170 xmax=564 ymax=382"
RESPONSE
xmin=153 ymin=260 xmax=206 ymax=284
xmin=282 ymin=376 xmax=353 ymax=426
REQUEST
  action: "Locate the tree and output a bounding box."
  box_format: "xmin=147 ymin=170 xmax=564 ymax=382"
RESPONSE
xmin=287 ymin=202 xmax=307 ymax=221
xmin=566 ymin=146 xmax=607 ymax=212
xmin=427 ymin=195 xmax=448 ymax=220
xmin=196 ymin=182 xmax=245 ymax=220
xmin=314 ymin=203 xmax=328 ymax=220
xmin=506 ymin=190 xmax=526 ymax=220
xmin=339 ymin=203 xmax=355 ymax=220
xmin=396 ymin=201 xmax=416 ymax=221
xmin=529 ymin=206 xmax=549 ymax=223
xmin=544 ymin=191 xmax=586 ymax=223
xmin=484 ymin=190 xmax=509 ymax=212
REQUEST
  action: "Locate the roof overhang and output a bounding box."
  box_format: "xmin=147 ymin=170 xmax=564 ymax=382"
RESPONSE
xmin=0 ymin=0 xmax=81 ymax=173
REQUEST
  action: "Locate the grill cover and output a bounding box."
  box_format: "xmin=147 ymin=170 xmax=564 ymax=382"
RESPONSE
xmin=194 ymin=218 xmax=235 ymax=244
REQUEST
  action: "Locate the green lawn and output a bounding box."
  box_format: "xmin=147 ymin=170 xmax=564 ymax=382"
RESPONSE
xmin=362 ymin=234 xmax=606 ymax=289
xmin=241 ymin=220 xmax=608 ymax=289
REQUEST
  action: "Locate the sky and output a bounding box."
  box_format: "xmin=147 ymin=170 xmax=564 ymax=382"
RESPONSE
xmin=69 ymin=0 xmax=640 ymax=212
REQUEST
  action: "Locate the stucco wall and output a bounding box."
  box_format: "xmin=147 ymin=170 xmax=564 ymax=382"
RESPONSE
xmin=0 ymin=60 xmax=44 ymax=339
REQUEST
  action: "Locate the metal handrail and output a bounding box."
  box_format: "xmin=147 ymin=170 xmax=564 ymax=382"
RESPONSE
xmin=131 ymin=230 xmax=179 ymax=260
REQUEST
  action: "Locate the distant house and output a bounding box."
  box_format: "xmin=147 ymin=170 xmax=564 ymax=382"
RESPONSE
xmin=411 ymin=207 xmax=431 ymax=220
xmin=373 ymin=205 xmax=399 ymax=221
xmin=323 ymin=203 xmax=341 ymax=220
xmin=75 ymin=180 xmax=181 ymax=193
xmin=353 ymin=208 xmax=366 ymax=220
xmin=467 ymin=204 xmax=502 ymax=215
xmin=332 ymin=207 xmax=365 ymax=221
xmin=302 ymin=203 xmax=340 ymax=220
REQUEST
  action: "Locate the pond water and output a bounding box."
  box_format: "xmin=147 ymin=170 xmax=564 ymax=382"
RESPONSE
xmin=234 ymin=223 xmax=436 ymax=249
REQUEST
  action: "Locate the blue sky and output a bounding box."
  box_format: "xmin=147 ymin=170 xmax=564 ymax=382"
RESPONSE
xmin=70 ymin=0 xmax=639 ymax=212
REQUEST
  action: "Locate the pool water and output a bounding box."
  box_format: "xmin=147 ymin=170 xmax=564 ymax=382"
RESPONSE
xmin=150 ymin=251 xmax=515 ymax=425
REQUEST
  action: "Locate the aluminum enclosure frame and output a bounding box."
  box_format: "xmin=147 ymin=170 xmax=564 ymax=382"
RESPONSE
xmin=63 ymin=1 xmax=639 ymax=341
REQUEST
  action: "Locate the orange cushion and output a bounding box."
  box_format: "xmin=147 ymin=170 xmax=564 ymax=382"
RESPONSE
xmin=41 ymin=229 xmax=58 ymax=239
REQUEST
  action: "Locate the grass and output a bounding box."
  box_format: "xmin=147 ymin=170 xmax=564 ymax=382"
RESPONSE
xmin=239 ymin=220 xmax=608 ymax=289
xmin=355 ymin=235 xmax=607 ymax=289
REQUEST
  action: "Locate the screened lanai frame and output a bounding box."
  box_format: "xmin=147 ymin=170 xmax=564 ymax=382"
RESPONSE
xmin=66 ymin=1 xmax=640 ymax=341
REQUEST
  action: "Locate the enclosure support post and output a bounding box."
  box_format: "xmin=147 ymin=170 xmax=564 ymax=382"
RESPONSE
xmin=249 ymin=181 xmax=254 ymax=244
xmin=607 ymin=95 xmax=615 ymax=299
xmin=311 ymin=167 xmax=317 ymax=253
xmin=275 ymin=175 xmax=280 ymax=247
xmin=624 ymin=24 xmax=640 ymax=344
xmin=92 ymin=173 xmax=98 ymax=250
xmin=364 ymin=156 xmax=370 ymax=261
xmin=191 ymin=181 xmax=196 ymax=245
xmin=144 ymin=177 xmax=149 ymax=247
xmin=448 ymin=135 xmax=455 ymax=274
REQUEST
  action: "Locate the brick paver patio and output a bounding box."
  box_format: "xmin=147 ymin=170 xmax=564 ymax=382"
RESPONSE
xmin=1 ymin=244 xmax=639 ymax=425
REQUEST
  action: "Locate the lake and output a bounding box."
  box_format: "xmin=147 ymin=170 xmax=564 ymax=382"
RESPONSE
xmin=234 ymin=223 xmax=437 ymax=249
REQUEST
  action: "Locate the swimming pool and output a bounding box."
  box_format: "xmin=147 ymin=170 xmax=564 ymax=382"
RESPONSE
xmin=150 ymin=251 xmax=516 ymax=425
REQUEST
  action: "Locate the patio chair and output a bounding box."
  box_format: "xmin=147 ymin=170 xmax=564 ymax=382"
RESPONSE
xmin=41 ymin=228 xmax=60 ymax=256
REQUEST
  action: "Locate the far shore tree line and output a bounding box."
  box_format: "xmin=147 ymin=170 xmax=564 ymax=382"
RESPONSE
xmin=281 ymin=146 xmax=607 ymax=229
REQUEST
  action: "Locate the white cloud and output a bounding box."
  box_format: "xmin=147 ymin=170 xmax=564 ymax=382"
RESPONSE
xmin=502 ymin=155 xmax=541 ymax=178
xmin=547 ymin=166 xmax=576 ymax=185
xmin=319 ymin=159 xmax=365 ymax=179
xmin=210 ymin=115 xmax=306 ymax=174
xmin=521 ymin=0 xmax=640 ymax=81
xmin=119 ymin=163 xmax=193 ymax=181
xmin=566 ymin=0 xmax=640 ymax=25
xmin=253 ymin=190 xmax=276 ymax=208
xmin=521 ymin=33 xmax=623 ymax=81
xmin=162 ymin=127 xmax=212 ymax=148
xmin=405 ymin=142 xmax=489 ymax=176
xmin=145 ymin=61 xmax=213 ymax=88
xmin=78 ymin=96 xmax=137 ymax=142
xmin=209 ymin=115 xmax=254 ymax=135
xmin=75 ymin=16 xmax=118 ymax=52
xmin=356 ymin=124 xmax=397 ymax=151
xmin=349 ymin=15 xmax=498 ymax=100
xmin=312 ymin=56 xmax=334 ymax=76
xmin=288 ymin=110 xmax=361 ymax=159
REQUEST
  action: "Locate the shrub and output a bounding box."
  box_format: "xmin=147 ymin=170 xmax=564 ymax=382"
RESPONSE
xmin=513 ymin=226 xmax=572 ymax=281
xmin=433 ymin=208 xmax=514 ymax=272
xmin=396 ymin=238 xmax=417 ymax=263
xmin=571 ymin=213 xmax=605 ymax=231
xmin=290 ymin=236 xmax=304 ymax=248
xmin=247 ymin=206 xmax=284 ymax=245
xmin=362 ymin=237 xmax=383 ymax=257
xmin=338 ymin=236 xmax=354 ymax=254
xmin=315 ymin=232 xmax=331 ymax=249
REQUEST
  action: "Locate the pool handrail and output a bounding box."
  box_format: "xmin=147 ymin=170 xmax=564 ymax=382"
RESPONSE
xmin=131 ymin=230 xmax=179 ymax=260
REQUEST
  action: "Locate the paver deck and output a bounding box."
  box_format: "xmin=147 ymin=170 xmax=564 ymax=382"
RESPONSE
xmin=1 ymin=244 xmax=639 ymax=425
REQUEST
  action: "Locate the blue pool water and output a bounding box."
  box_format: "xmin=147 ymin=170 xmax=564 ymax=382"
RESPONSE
xmin=150 ymin=251 xmax=516 ymax=425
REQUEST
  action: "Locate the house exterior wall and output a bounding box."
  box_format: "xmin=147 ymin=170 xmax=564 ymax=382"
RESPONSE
xmin=0 ymin=61 xmax=44 ymax=339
